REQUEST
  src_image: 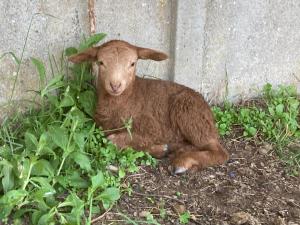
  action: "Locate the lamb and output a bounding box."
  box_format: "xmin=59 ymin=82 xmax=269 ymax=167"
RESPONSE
xmin=69 ymin=40 xmax=229 ymax=174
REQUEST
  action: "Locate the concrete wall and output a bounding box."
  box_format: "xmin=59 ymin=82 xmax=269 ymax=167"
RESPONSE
xmin=1 ymin=0 xmax=300 ymax=114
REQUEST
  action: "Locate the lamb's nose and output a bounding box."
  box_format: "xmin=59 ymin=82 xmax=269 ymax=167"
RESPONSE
xmin=110 ymin=82 xmax=121 ymax=92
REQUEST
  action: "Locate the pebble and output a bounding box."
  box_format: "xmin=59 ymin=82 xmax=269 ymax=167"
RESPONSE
xmin=231 ymin=211 xmax=260 ymax=225
xmin=139 ymin=211 xmax=149 ymax=218
xmin=173 ymin=204 xmax=186 ymax=214
xmin=231 ymin=212 xmax=250 ymax=224
xmin=273 ymin=216 xmax=286 ymax=225
xmin=229 ymin=171 xmax=236 ymax=178
xmin=290 ymin=208 xmax=300 ymax=219
xmin=258 ymin=147 xmax=269 ymax=155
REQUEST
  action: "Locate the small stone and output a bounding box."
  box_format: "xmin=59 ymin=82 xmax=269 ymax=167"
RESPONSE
xmin=173 ymin=204 xmax=186 ymax=214
xmin=231 ymin=212 xmax=251 ymax=224
xmin=258 ymin=147 xmax=269 ymax=155
xmin=273 ymin=216 xmax=286 ymax=225
xmin=227 ymin=158 xmax=235 ymax=164
xmin=190 ymin=214 xmax=196 ymax=221
xmin=139 ymin=211 xmax=149 ymax=218
xmin=287 ymin=222 xmax=299 ymax=225
xmin=245 ymin=145 xmax=252 ymax=151
xmin=220 ymin=222 xmax=229 ymax=225
xmin=229 ymin=171 xmax=236 ymax=178
xmin=263 ymin=143 xmax=273 ymax=151
xmin=231 ymin=212 xmax=260 ymax=225
xmin=290 ymin=208 xmax=300 ymax=218
xmin=106 ymin=165 xmax=119 ymax=172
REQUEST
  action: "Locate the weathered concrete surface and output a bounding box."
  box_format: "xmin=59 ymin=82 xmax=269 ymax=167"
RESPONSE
xmin=1 ymin=0 xmax=300 ymax=115
xmin=0 ymin=0 xmax=88 ymax=113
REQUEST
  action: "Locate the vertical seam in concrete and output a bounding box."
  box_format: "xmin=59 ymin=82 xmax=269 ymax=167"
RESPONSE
xmin=200 ymin=0 xmax=209 ymax=91
xmin=168 ymin=0 xmax=178 ymax=81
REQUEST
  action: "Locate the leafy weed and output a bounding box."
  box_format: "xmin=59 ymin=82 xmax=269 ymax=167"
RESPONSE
xmin=0 ymin=33 xmax=156 ymax=224
xmin=213 ymin=84 xmax=300 ymax=174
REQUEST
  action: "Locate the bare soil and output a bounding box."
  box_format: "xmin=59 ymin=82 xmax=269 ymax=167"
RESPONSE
xmin=95 ymin=135 xmax=300 ymax=225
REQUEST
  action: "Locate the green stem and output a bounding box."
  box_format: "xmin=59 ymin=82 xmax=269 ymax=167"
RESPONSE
xmin=22 ymin=162 xmax=33 ymax=190
xmin=56 ymin=156 xmax=66 ymax=177
xmin=9 ymin=14 xmax=35 ymax=102
xmin=102 ymin=126 xmax=126 ymax=133
xmin=56 ymin=121 xmax=77 ymax=177
xmin=87 ymin=193 xmax=93 ymax=225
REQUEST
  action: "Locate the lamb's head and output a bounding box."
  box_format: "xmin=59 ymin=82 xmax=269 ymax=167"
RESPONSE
xmin=69 ymin=40 xmax=168 ymax=96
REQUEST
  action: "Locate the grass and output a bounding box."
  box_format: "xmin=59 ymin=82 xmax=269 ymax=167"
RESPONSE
xmin=213 ymin=84 xmax=300 ymax=175
xmin=0 ymin=33 xmax=156 ymax=225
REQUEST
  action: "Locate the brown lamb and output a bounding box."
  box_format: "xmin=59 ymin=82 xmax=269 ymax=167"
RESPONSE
xmin=69 ymin=40 xmax=229 ymax=174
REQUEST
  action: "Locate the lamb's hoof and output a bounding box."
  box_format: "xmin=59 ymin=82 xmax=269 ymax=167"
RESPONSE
xmin=172 ymin=166 xmax=188 ymax=175
xmin=162 ymin=144 xmax=169 ymax=157
xmin=163 ymin=144 xmax=168 ymax=152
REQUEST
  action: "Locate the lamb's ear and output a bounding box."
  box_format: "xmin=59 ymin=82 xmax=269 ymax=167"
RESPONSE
xmin=68 ymin=47 xmax=99 ymax=63
xmin=137 ymin=47 xmax=168 ymax=61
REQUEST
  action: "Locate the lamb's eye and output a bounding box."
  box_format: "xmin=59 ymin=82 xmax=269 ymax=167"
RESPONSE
xmin=97 ymin=61 xmax=104 ymax=66
xmin=131 ymin=62 xmax=135 ymax=67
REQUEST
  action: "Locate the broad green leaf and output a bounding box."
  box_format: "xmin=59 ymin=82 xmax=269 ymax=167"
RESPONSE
xmin=41 ymin=74 xmax=64 ymax=97
xmin=31 ymin=57 xmax=46 ymax=87
xmin=60 ymin=95 xmax=75 ymax=108
xmin=275 ymin=104 xmax=284 ymax=115
xmin=69 ymin=107 xmax=90 ymax=128
xmin=37 ymin=211 xmax=55 ymax=225
xmin=91 ymin=171 xmax=105 ymax=191
xmin=67 ymin=171 xmax=89 ymax=189
xmin=79 ymin=33 xmax=106 ymax=50
xmin=2 ymin=164 xmax=14 ymax=193
xmin=32 ymin=188 xmax=55 ymax=209
xmin=32 ymin=210 xmax=44 ymax=225
xmin=95 ymin=187 xmax=120 ymax=209
xmin=0 ymin=190 xmax=27 ymax=219
xmin=19 ymin=158 xmax=32 ymax=183
xmin=289 ymin=99 xmax=299 ymax=110
xmin=58 ymin=193 xmax=84 ymax=224
xmin=32 ymin=160 xmax=55 ymax=177
xmin=31 ymin=177 xmax=54 ymax=191
xmin=38 ymin=133 xmax=48 ymax=151
xmin=65 ymin=47 xmax=78 ymax=57
xmin=25 ymin=132 xmax=38 ymax=151
xmin=69 ymin=151 xmax=91 ymax=171
xmin=74 ymin=132 xmax=86 ymax=151
xmin=48 ymin=126 xmax=69 ymax=151
xmin=118 ymin=169 xmax=126 ymax=179
xmin=78 ymin=90 xmax=96 ymax=117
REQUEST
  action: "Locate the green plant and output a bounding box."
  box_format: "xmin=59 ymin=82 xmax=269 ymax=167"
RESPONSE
xmin=0 ymin=33 xmax=156 ymax=224
xmin=213 ymin=102 xmax=236 ymax=136
xmin=213 ymin=84 xmax=300 ymax=174
xmin=179 ymin=211 xmax=190 ymax=224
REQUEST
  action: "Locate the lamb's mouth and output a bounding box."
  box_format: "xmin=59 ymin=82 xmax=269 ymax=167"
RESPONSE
xmin=108 ymin=90 xmax=123 ymax=96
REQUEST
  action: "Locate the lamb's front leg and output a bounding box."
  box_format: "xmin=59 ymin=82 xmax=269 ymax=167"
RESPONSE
xmin=107 ymin=132 xmax=167 ymax=158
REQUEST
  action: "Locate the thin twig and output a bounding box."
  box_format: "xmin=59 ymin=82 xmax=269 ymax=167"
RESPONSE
xmin=132 ymin=191 xmax=185 ymax=204
xmin=88 ymin=0 xmax=96 ymax=35
xmin=91 ymin=205 xmax=113 ymax=224
xmin=88 ymin=0 xmax=98 ymax=87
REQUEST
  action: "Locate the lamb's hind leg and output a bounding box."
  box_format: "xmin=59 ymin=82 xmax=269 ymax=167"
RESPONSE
xmin=170 ymin=140 xmax=229 ymax=174
xmin=169 ymin=90 xmax=229 ymax=174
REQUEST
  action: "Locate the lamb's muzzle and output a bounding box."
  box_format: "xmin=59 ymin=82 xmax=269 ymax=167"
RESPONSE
xmin=68 ymin=40 xmax=229 ymax=174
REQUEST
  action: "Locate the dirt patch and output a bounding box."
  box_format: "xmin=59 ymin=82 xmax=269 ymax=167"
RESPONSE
xmin=95 ymin=136 xmax=300 ymax=225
